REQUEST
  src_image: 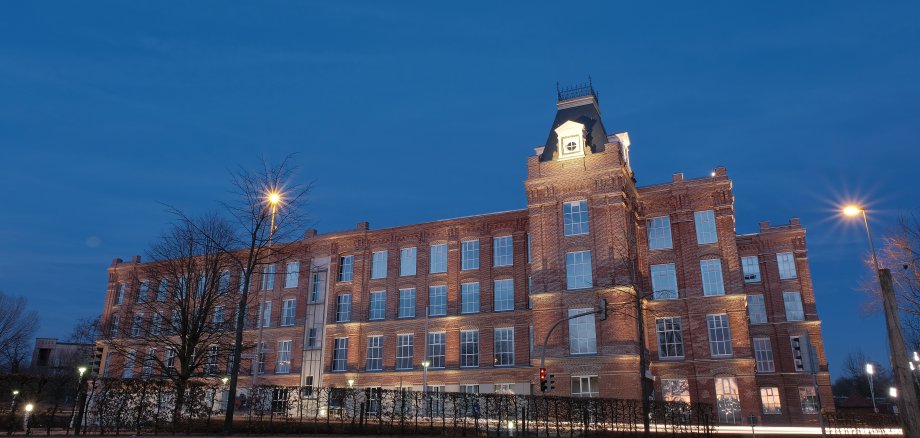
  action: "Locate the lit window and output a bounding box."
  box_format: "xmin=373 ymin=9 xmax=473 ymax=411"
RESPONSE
xmin=338 ymin=256 xmax=354 ymax=282
xmin=461 ymin=282 xmax=480 ymax=314
xmin=494 ymin=279 xmax=514 ymax=312
xmin=761 ymin=387 xmax=782 ymax=414
xmin=700 ymin=259 xmax=725 ymax=296
xmin=276 ymin=340 xmax=292 ymax=374
xmin=777 ymin=252 xmax=797 ymax=279
xmin=371 ymin=251 xmax=388 ymax=279
xmin=651 ymin=263 xmax=678 ymax=300
xmin=753 ymin=338 xmax=775 ymax=373
xmin=398 ymin=288 xmax=416 ymax=318
xmin=662 ymin=379 xmax=690 ymax=403
xmin=741 ymin=256 xmax=761 ymax=283
xmin=647 ymin=216 xmax=673 ymax=250
xmin=571 ymin=376 xmax=599 ymax=397
xmin=694 ymin=210 xmax=718 ymax=244
xmin=569 ymin=308 xmax=597 ymax=355
xmin=460 ymin=330 xmax=479 ymax=367
xmin=396 ymin=334 xmax=414 ymax=370
xmin=430 ymin=244 xmax=448 ymax=273
xmin=747 ymin=295 xmax=768 ymax=324
xmin=799 ymin=386 xmax=819 ymax=414
xmin=281 ymin=299 xmax=296 ymax=326
xmin=285 ymin=262 xmax=300 ymax=288
xmin=332 ymin=338 xmax=348 ymax=372
xmin=783 ymin=292 xmax=805 ymax=321
xmin=563 ymin=200 xmax=590 ymax=236
xmin=656 ymin=317 xmax=684 ymax=359
xmin=427 ymin=332 xmax=446 ymax=369
xmin=369 ymin=291 xmax=386 ymax=320
xmin=493 ymin=327 xmax=514 ymax=366
xmin=715 ymin=377 xmax=741 ymax=424
xmin=566 ymin=250 xmax=593 ymax=290
xmin=706 ymin=314 xmax=733 ymax=357
xmin=366 ymin=335 xmax=383 ymax=371
xmin=400 ymin=247 xmax=417 ymax=276
xmin=461 ymin=240 xmax=480 ymax=270
xmin=261 ymin=264 xmax=276 ymax=290
xmin=428 ymin=286 xmax=447 ymax=316
xmin=336 ymin=294 xmax=351 ymax=322
xmin=493 ymin=236 xmax=513 ymax=266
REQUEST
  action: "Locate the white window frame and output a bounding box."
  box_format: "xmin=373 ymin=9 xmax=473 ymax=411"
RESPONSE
xmin=563 ymin=200 xmax=590 ymax=236
xmin=428 ymin=286 xmax=447 ymax=316
xmin=261 ymin=264 xmax=276 ymax=291
xmin=366 ymin=335 xmax=383 ymax=371
xmin=131 ymin=312 xmax=143 ymax=337
xmin=761 ymin=387 xmax=782 ymax=414
xmin=777 ymin=252 xmax=797 ymax=279
xmin=461 ymin=240 xmax=480 ymax=270
xmin=338 ymin=255 xmax=354 ymax=282
xmin=260 ymin=300 xmax=272 ymax=328
xmin=276 ymin=340 xmax=292 ymax=374
xmin=285 ymin=261 xmax=300 ymax=288
xmin=336 ymin=294 xmax=351 ymax=323
xmin=122 ymin=350 xmax=135 ymax=378
xmin=332 ymin=338 xmax=348 ymax=372
xmin=741 ymin=256 xmax=761 ymax=283
xmin=565 ymin=250 xmax=593 ymax=290
xmin=371 ymin=251 xmax=388 ymax=279
xmin=799 ymin=386 xmax=819 ymax=414
xmin=694 ymin=210 xmax=718 ymax=244
xmin=656 ymin=317 xmax=684 ymax=359
xmin=651 ymin=263 xmax=678 ymax=300
xmin=427 ymin=331 xmax=446 ymax=369
xmin=753 ymin=337 xmax=775 ymax=373
xmin=115 ymin=283 xmax=125 ymax=305
xmin=647 ymin=216 xmax=673 ymax=250
xmin=461 ymin=282 xmax=480 ymax=314
xmin=715 ymin=377 xmax=741 ymax=424
xmin=707 ymin=314 xmax=733 ymax=357
xmin=571 ymin=375 xmax=599 ymax=397
xmin=281 ymin=299 xmax=296 ymax=326
xmin=369 ymin=291 xmax=386 ymax=320
xmin=493 ymin=327 xmax=515 ymax=367
xmin=398 ymin=288 xmax=416 ymax=318
xmin=700 ymin=259 xmax=725 ymax=296
xmin=396 ymin=334 xmax=414 ymax=370
xmin=568 ymin=308 xmax=598 ymax=355
xmin=747 ymin=294 xmax=768 ymax=324
xmin=783 ymin=291 xmax=805 ymax=321
xmin=429 ymin=243 xmax=448 ymax=274
xmin=493 ymin=236 xmax=513 ymax=267
xmin=400 ymin=247 xmax=417 ymax=277
xmin=460 ymin=330 xmax=479 ymax=368
xmin=493 ymin=279 xmax=514 ymax=312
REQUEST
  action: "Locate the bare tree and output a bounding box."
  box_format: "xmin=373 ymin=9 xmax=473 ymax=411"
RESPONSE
xmin=103 ymin=213 xmax=240 ymax=425
xmin=67 ymin=317 xmax=102 ymax=345
xmin=879 ymin=214 xmax=920 ymax=346
xmin=0 ymin=291 xmax=39 ymax=373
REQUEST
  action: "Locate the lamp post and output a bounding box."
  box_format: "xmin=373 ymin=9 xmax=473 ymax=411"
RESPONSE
xmin=24 ymin=403 xmax=34 ymax=435
xmin=10 ymin=390 xmax=18 ymax=411
xmin=844 ymin=205 xmax=920 ymax=434
xmin=867 ymin=363 xmax=878 ymax=413
xmin=69 ymin=366 xmax=88 ymax=433
xmin=252 ymin=190 xmax=282 ymax=389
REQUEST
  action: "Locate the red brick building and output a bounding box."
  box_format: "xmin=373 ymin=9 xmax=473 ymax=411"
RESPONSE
xmin=99 ymin=85 xmax=832 ymax=425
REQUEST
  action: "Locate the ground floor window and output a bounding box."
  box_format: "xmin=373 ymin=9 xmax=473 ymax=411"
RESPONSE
xmin=760 ymin=387 xmax=782 ymax=414
xmin=271 ymin=388 xmax=290 ymax=415
xmin=714 ymin=377 xmax=741 ymax=424
xmin=571 ymin=376 xmax=599 ymax=398
xmin=661 ymin=378 xmax=690 ymax=403
xmin=799 ymin=386 xmax=819 ymax=414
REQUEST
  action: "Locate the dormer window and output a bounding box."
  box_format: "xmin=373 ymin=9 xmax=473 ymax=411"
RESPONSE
xmin=554 ymin=121 xmax=587 ymax=160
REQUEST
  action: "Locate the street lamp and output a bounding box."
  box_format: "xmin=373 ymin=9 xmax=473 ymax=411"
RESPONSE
xmin=867 ymin=363 xmax=878 ymax=413
xmin=24 ymin=403 xmax=34 ymax=434
xmin=421 ymin=360 xmax=430 ymax=394
xmin=252 ymin=189 xmax=283 ymax=389
xmin=70 ymin=366 xmax=89 ymax=433
xmin=347 ymin=379 xmax=355 ymax=388
xmin=10 ymin=390 xmax=18 ymax=411
xmin=843 ymin=205 xmax=920 ymax=432
xmin=891 ymin=387 xmax=899 ymax=398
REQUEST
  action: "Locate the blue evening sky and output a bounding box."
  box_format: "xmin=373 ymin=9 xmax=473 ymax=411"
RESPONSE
xmin=1 ymin=2 xmax=917 ymax=378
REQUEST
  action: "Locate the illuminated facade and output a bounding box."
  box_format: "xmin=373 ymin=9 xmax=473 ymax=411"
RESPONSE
xmin=100 ymin=85 xmax=832 ymax=425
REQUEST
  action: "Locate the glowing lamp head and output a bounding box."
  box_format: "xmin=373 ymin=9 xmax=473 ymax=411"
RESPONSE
xmin=914 ymin=351 xmax=919 ymax=362
xmin=12 ymin=390 xmax=19 ymax=396
xmin=866 ymin=363 xmax=875 ymax=375
xmin=78 ymin=366 xmax=87 ymax=375
xmin=421 ymin=360 xmax=431 ymax=368
xmin=842 ymin=205 xmax=863 ymax=217
xmin=267 ymin=191 xmax=281 ymax=205
xmin=24 ymin=404 xmax=33 ymax=413
xmin=911 ymin=362 xmax=916 ymax=371
xmin=221 ymin=377 xmax=229 ymax=385
xmin=890 ymin=387 xmax=898 ymax=398
xmin=347 ymin=379 xmax=355 ymax=388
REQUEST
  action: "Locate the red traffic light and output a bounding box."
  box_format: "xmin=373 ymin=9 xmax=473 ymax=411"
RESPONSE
xmin=539 ymin=367 xmax=547 ymax=380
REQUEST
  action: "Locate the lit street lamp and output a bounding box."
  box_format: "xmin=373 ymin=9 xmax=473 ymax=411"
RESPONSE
xmin=70 ymin=366 xmax=88 ymax=433
xmin=252 ymin=189 xmax=283 ymax=389
xmin=843 ymin=205 xmax=920 ymax=433
xmin=10 ymin=390 xmax=18 ymax=411
xmin=867 ymin=363 xmax=878 ymax=413
xmin=24 ymin=403 xmax=34 ymax=435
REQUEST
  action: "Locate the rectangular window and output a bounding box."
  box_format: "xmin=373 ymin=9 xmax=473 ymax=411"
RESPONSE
xmin=338 ymin=256 xmax=354 ymax=282
xmin=396 ymin=334 xmax=414 ymax=370
xmin=707 ymin=314 xmax=733 ymax=357
xmin=428 ymin=332 xmax=446 ymax=369
xmin=430 ymin=244 xmax=448 ymax=273
xmin=461 ymin=240 xmax=480 ymax=270
xmin=400 ymin=247 xmax=417 ymax=277
xmin=700 ymin=259 xmax=725 ymax=296
xmin=137 ymin=280 xmax=149 ymax=303
xmin=428 ymin=286 xmax=447 ymax=316
xmin=461 ymin=282 xmax=480 ymax=314
xmin=122 ymin=350 xmax=136 ymax=378
xmin=647 ymin=216 xmax=673 ymax=250
xmin=281 ymin=299 xmax=296 ymax=326
xmin=115 ymin=283 xmax=125 ymax=305
xmin=784 ymin=291 xmax=805 ymax=321
xmin=151 ymin=313 xmax=162 ymax=336
xmin=307 ymin=327 xmax=318 ymax=348
xmin=257 ymin=342 xmax=266 ymax=374
xmin=333 ymin=294 xmax=351 ymax=322
xmin=566 ymin=250 xmax=593 ymax=290
xmin=214 ymin=306 xmax=225 ymax=325
xmin=460 ymin=384 xmax=480 ymax=394
xmin=260 ymin=301 xmax=272 ymax=328
xmin=494 ymin=327 xmax=514 ymax=366
xmin=799 ymin=386 xmax=819 ymax=414
xmin=571 ymin=376 xmax=599 ymax=397
xmin=651 ymin=263 xmax=678 ymax=300
xmin=741 ymin=256 xmax=761 ymax=283
xmin=656 ymin=317 xmax=684 ymax=359
xmin=527 ymin=233 xmax=531 ymax=263
xmin=310 ymin=271 xmax=326 ymax=302
xmin=493 ymin=236 xmax=513 ymax=267
xmin=494 ymin=279 xmax=514 ymax=312
xmin=142 ymin=348 xmax=155 ymax=378
xmin=238 ymin=271 xmax=247 ymax=293
xmin=715 ymin=377 xmax=741 ymax=424
xmin=398 ymin=288 xmax=416 ymax=318
xmin=131 ymin=312 xmax=143 ymax=337
xmin=332 ymin=338 xmax=348 ymax=372
xmin=694 ymin=210 xmax=718 ymax=244
xmin=777 ymin=252 xmax=797 ymax=279
xmin=285 ymin=261 xmax=299 ymax=288
xmin=366 ymin=335 xmax=383 ymax=371
xmin=369 ymin=291 xmax=386 ymax=320
xmin=569 ymin=308 xmax=598 ymax=355
xmin=218 ymin=271 xmax=230 ymax=294
xmin=157 ymin=279 xmax=169 ymax=301
xmin=747 ymin=295 xmax=768 ymax=324
xmin=791 ymin=336 xmax=806 ymax=371
xmin=165 ymin=348 xmax=176 ymax=369
xmin=662 ymin=379 xmax=690 ymax=403
xmin=261 ymin=264 xmax=276 ymax=290
xmin=761 ymin=387 xmax=782 ymax=414
xmin=563 ymin=200 xmax=590 ymax=236
xmin=460 ymin=330 xmax=479 ymax=368
xmin=371 ymin=251 xmax=388 ymax=279
xmin=276 ymin=340 xmax=292 ymax=374
xmin=205 ymin=345 xmax=219 ymax=375
xmin=753 ymin=338 xmax=775 ymax=373
xmin=109 ymin=314 xmax=121 ymax=337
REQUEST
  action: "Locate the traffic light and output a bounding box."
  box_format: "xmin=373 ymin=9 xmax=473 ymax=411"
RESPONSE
xmin=549 ymin=374 xmax=556 ymax=391
xmin=539 ymin=367 xmax=548 ymax=393
xmin=598 ymin=298 xmax=608 ymax=321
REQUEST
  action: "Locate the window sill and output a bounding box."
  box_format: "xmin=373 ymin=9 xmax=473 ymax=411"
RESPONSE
xmin=711 ymin=355 xmax=734 ymax=359
xmin=658 ymin=356 xmax=684 ymax=361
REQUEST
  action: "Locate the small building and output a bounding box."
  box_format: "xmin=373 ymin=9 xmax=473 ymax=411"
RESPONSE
xmin=30 ymin=338 xmax=95 ymax=375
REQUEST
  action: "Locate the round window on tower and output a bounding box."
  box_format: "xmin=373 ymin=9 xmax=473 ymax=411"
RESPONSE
xmin=566 ymin=141 xmax=577 ymax=152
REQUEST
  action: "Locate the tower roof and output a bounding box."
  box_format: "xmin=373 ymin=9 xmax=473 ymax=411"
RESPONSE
xmin=539 ymin=82 xmax=608 ymax=162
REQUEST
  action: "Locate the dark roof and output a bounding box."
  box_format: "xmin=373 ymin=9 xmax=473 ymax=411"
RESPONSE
xmin=539 ymin=96 xmax=608 ymax=162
